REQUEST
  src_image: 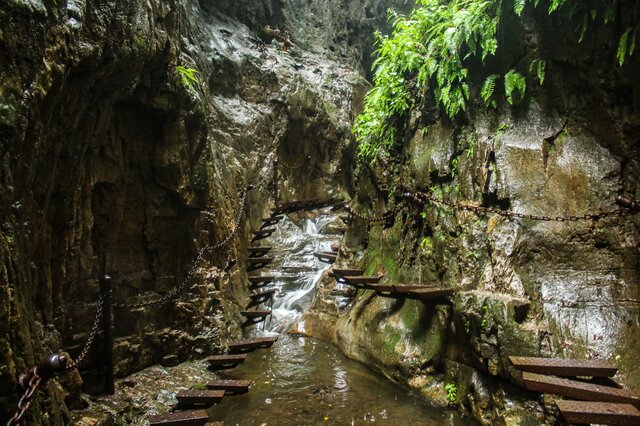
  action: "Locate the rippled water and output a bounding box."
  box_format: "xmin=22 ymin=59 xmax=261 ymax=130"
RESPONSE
xmin=211 ymin=210 xmax=476 ymax=425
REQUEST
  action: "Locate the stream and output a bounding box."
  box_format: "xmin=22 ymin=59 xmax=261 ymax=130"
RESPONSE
xmin=209 ymin=210 xmax=476 ymax=425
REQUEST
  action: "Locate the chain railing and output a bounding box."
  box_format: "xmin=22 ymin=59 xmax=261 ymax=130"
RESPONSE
xmin=6 ymin=186 xmax=252 ymax=425
xmin=343 ymin=202 xmax=404 ymax=223
xmin=403 ymin=191 xmax=633 ymax=222
xmin=113 ymin=187 xmax=249 ymax=310
xmin=5 ymin=182 xmax=638 ymax=425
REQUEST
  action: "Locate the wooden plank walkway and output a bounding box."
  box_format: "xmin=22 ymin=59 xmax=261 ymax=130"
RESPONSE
xmin=330 ymin=268 xmax=364 ymax=278
xmin=314 ymin=252 xmax=337 ymax=263
xmin=206 ymin=379 xmax=251 ymax=395
xmin=249 ymin=288 xmax=277 ymax=300
xmin=246 ymin=257 xmax=273 ymax=272
xmin=176 ymin=390 xmax=224 ymax=406
xmin=207 ymin=354 xmax=247 ymax=369
xmin=509 ymin=356 xmax=618 ymax=378
xmin=248 ymin=275 xmax=276 ymax=284
xmin=247 ymin=246 xmax=272 ymax=257
xmin=261 ymin=216 xmax=283 ymax=227
xmin=228 ymin=336 xmax=278 ymax=353
xmin=148 ymin=410 xmax=209 ymax=425
xmin=522 ymin=372 xmax=640 ymax=408
xmin=252 ymin=228 xmax=276 ymax=241
xmin=339 ymin=275 xmax=383 ymax=285
xmin=556 ymin=400 xmax=640 ymax=425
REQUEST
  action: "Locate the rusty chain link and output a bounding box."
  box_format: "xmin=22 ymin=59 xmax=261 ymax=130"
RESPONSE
xmin=6 ymin=369 xmax=42 ymax=426
xmin=66 ymin=293 xmax=110 ymax=370
xmin=112 ymin=188 xmax=249 ymax=309
xmin=403 ymin=191 xmax=632 ymax=222
xmin=343 ymin=201 xmax=404 ymax=223
xmin=279 ymin=155 xmax=310 ymax=170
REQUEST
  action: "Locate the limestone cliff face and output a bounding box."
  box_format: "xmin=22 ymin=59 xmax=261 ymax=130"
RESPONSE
xmin=0 ymin=0 xmax=410 ymax=423
xmin=300 ymin=5 xmax=640 ymax=425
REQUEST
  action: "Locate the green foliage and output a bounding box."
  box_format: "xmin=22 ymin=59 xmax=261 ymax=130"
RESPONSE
xmin=445 ymin=383 xmax=458 ymax=404
xmin=617 ymin=27 xmax=637 ymax=66
xmin=504 ymin=69 xmax=526 ymax=105
xmin=354 ymin=0 xmax=637 ymax=163
xmin=176 ymin=65 xmax=200 ymax=92
xmin=529 ymin=59 xmax=546 ymax=85
xmin=480 ymin=74 xmax=500 ymax=107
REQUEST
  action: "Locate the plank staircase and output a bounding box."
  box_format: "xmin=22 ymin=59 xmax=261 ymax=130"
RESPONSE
xmin=510 ymin=356 xmax=640 ymax=425
xmin=314 ymin=251 xmax=337 ymax=263
xmin=245 ymin=257 xmax=273 ymax=272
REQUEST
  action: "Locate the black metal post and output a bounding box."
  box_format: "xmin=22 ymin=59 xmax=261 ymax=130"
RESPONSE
xmin=99 ymin=275 xmax=114 ymax=395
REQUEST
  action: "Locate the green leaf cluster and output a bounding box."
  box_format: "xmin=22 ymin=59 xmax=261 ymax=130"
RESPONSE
xmin=176 ymin=65 xmax=200 ymax=92
xmin=353 ymin=0 xmax=638 ymax=164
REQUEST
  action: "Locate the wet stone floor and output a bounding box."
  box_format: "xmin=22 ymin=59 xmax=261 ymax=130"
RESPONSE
xmin=209 ymin=334 xmax=476 ymax=426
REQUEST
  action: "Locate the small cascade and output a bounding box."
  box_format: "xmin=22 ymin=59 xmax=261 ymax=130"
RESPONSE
xmin=261 ymin=208 xmax=342 ymax=334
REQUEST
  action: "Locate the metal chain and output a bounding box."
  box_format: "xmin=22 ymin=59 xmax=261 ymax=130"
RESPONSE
xmin=66 ymin=293 xmax=110 ymax=370
xmin=403 ymin=191 xmax=631 ymax=222
xmin=279 ymin=156 xmax=310 ymax=170
xmin=112 ymin=188 xmax=249 ymax=309
xmin=6 ymin=369 xmax=42 ymax=426
xmin=343 ymin=202 xmax=404 ymax=223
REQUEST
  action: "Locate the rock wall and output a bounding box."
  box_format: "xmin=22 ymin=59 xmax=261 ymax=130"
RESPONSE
xmin=300 ymin=4 xmax=640 ymax=425
xmin=0 ymin=0 xmax=412 ymax=423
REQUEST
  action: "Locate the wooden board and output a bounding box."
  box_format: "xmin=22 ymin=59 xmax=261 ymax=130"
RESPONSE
xmin=330 ymin=268 xmax=364 ymax=277
xmin=247 ymin=247 xmax=272 ymax=257
xmin=405 ymin=288 xmax=454 ymax=300
xmin=522 ymin=372 xmax=640 ymax=408
xmin=556 ymin=400 xmax=640 ymax=425
xmin=176 ymin=390 xmax=224 ymax=406
xmin=246 ymin=257 xmax=274 ymax=264
xmin=228 ymin=336 xmax=278 ymax=353
xmin=249 ymin=288 xmax=277 ymax=300
xmin=207 ymin=354 xmax=247 ymax=366
xmin=206 ymin=379 xmax=251 ymax=395
xmin=241 ymin=310 xmax=271 ymax=318
xmin=510 ymin=356 xmax=618 ymax=378
xmin=340 ymin=275 xmax=383 ymax=284
xmin=247 ymin=275 xmax=276 ymax=283
xmin=148 ymin=410 xmax=209 ymax=425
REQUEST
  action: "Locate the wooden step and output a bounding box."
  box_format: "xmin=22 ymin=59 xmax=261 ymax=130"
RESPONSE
xmin=314 ymin=252 xmax=337 ymax=263
xmin=340 ymin=275 xmax=383 ymax=285
xmin=148 ymin=410 xmax=209 ymax=425
xmin=246 ymin=257 xmax=274 ymax=265
xmin=335 ymin=226 xmax=348 ymax=233
xmin=228 ymin=336 xmax=278 ymax=353
xmin=176 ymin=390 xmax=224 ymax=406
xmin=261 ymin=217 xmax=283 ymax=228
xmin=250 ymin=288 xmax=277 ymax=300
xmin=241 ymin=310 xmax=271 ymax=318
xmin=330 ymin=268 xmax=365 ymax=278
xmin=248 ymin=246 xmax=272 ymax=257
xmin=405 ymin=288 xmax=454 ymax=300
xmin=252 ymin=228 xmax=276 ymax=241
xmin=248 ymin=275 xmax=276 ymax=283
xmin=510 ymin=357 xmax=618 ymax=378
xmin=522 ymin=372 xmax=640 ymax=408
xmin=206 ymin=379 xmax=251 ymax=395
xmin=207 ymin=354 xmax=247 ymax=368
xmin=556 ymin=400 xmax=640 ymax=425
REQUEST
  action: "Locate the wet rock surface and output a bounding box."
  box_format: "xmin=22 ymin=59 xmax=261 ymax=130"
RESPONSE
xmin=0 ymin=0 xmax=400 ymax=423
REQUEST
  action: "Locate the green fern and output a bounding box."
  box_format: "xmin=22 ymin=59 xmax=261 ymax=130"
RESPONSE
xmin=548 ymin=0 xmax=566 ymax=14
xmin=617 ymin=27 xmax=636 ymax=67
xmin=481 ymin=74 xmax=500 ymax=106
xmin=176 ymin=65 xmax=200 ymax=92
xmin=513 ymin=0 xmax=526 ymax=16
xmin=529 ymin=59 xmax=546 ymax=85
xmin=504 ymin=70 xmax=526 ymax=105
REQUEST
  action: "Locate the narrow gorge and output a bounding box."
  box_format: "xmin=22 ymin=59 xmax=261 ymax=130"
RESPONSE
xmin=1 ymin=1 xmax=639 ymax=425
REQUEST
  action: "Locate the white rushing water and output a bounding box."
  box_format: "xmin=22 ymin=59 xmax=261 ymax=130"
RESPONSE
xmin=256 ymin=209 xmax=342 ymax=334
